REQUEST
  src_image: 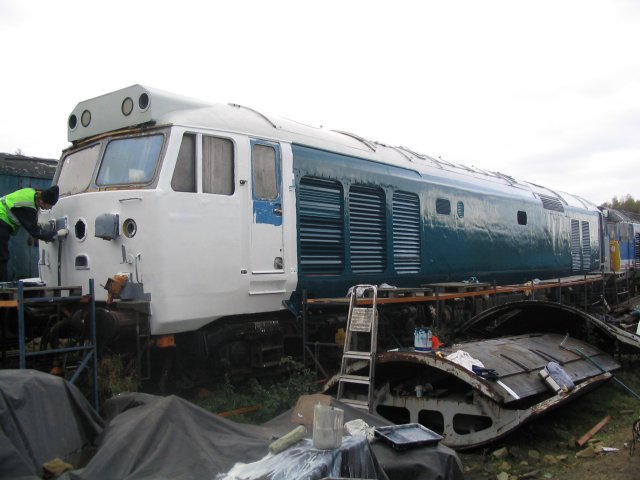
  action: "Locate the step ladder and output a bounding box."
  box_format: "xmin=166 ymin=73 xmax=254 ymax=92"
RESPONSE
xmin=336 ymin=284 xmax=378 ymax=412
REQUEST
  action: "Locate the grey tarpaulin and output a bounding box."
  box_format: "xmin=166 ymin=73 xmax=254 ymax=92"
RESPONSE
xmin=65 ymin=394 xmax=278 ymax=479
xmin=0 ymin=369 xmax=104 ymax=480
xmin=66 ymin=393 xmax=381 ymax=480
xmin=1 ymin=371 xmax=463 ymax=479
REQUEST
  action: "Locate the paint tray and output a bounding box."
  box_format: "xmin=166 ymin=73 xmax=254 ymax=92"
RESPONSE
xmin=373 ymin=423 xmax=443 ymax=450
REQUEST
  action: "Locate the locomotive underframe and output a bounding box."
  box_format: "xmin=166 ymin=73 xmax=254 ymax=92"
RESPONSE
xmin=3 ymin=272 xmax=639 ymax=411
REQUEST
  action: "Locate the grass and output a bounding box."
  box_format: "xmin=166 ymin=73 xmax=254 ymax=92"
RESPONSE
xmin=460 ymin=356 xmax=640 ymax=479
xmin=98 ymin=355 xmax=141 ymax=398
xmin=192 ymin=357 xmax=319 ymax=424
xmin=524 ymin=364 xmax=640 ymax=445
xmin=546 ymin=365 xmax=637 ymax=444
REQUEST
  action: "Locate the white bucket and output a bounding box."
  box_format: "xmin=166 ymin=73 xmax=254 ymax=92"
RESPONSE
xmin=312 ymin=403 xmax=344 ymax=449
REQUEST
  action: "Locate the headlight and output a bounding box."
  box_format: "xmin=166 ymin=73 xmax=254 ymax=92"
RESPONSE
xmin=123 ymin=218 xmax=137 ymax=238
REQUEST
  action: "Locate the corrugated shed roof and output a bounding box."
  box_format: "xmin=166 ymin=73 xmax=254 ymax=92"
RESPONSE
xmin=0 ymin=153 xmax=58 ymax=179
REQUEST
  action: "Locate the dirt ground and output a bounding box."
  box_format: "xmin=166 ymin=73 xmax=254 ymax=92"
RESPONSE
xmin=459 ymin=423 xmax=640 ymax=479
xmin=458 ymin=375 xmax=640 ymax=480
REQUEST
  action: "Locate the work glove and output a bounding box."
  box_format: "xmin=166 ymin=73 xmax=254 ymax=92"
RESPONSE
xmin=471 ymin=365 xmax=500 ymax=381
xmin=56 ymin=228 xmax=69 ymax=238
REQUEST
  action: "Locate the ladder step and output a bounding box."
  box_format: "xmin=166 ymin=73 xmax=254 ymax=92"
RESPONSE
xmin=343 ymin=351 xmax=372 ymax=360
xmin=339 ymin=374 xmax=371 ymax=385
xmin=338 ymin=398 xmax=370 ymax=409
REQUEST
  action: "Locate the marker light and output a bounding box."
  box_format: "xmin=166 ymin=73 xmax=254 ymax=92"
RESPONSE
xmin=81 ymin=109 xmax=92 ymax=127
xmin=68 ymin=114 xmax=78 ymax=130
xmin=138 ymin=93 xmax=150 ymax=110
xmin=122 ymin=97 xmax=134 ymax=116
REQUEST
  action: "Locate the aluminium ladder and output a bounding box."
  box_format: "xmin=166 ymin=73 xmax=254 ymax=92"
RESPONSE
xmin=336 ymin=284 xmax=378 ymax=412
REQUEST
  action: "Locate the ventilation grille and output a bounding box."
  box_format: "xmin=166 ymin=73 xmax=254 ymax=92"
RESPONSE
xmin=349 ymin=185 xmax=386 ymax=273
xmin=635 ymin=233 xmax=640 ymax=268
xmin=393 ymin=191 xmax=421 ymax=274
xmin=540 ymin=194 xmax=565 ymax=212
xmin=571 ymin=219 xmax=581 ymax=271
xmin=581 ymin=221 xmax=591 ymax=269
xmin=298 ymin=177 xmax=344 ymax=274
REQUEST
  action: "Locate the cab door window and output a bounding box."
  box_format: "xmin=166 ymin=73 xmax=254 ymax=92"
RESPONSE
xmin=251 ymin=144 xmax=278 ymax=200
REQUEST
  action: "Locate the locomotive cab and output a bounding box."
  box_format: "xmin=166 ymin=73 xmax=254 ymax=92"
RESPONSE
xmin=39 ymin=86 xmax=298 ymax=361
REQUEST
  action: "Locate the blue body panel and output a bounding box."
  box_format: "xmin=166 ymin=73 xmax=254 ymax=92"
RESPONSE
xmin=291 ymin=144 xmax=600 ymax=300
xmin=609 ymin=220 xmax=640 ymax=268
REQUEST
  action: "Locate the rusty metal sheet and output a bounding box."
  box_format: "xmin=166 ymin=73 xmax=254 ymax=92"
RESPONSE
xmin=459 ymin=299 xmax=640 ymax=353
xmin=376 ymin=333 xmax=618 ymax=406
xmin=326 ymin=331 xmax=620 ymax=449
xmin=446 ymin=333 xmax=619 ymax=404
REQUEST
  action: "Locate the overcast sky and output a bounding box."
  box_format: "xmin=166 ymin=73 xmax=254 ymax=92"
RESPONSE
xmin=1 ymin=0 xmax=639 ymax=205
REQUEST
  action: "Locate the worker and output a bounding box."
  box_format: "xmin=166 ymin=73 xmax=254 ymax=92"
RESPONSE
xmin=0 ymin=185 xmax=68 ymax=282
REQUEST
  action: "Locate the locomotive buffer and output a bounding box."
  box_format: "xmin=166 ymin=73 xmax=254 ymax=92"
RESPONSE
xmin=336 ymin=284 xmax=378 ymax=412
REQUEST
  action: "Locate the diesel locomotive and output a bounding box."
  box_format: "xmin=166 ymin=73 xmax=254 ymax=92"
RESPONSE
xmin=34 ymin=85 xmax=635 ymax=380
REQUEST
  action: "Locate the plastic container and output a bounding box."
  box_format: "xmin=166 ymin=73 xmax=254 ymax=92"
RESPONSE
xmin=374 ymin=423 xmax=443 ymax=450
xmin=539 ymin=362 xmax=575 ymax=394
xmin=312 ymin=403 xmax=344 ymax=449
xmin=414 ymin=327 xmax=427 ymax=351
xmin=415 ymin=327 xmax=432 ymax=352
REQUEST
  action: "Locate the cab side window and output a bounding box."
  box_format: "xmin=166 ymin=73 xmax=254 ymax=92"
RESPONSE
xmin=203 ymin=136 xmax=235 ymax=195
xmin=171 ymin=133 xmax=196 ymax=192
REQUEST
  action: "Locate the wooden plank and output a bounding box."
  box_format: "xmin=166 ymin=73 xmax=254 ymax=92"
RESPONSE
xmin=576 ymin=415 xmax=611 ymax=447
xmin=217 ymin=404 xmax=261 ymax=418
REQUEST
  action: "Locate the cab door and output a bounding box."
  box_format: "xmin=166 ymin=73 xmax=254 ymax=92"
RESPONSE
xmin=249 ymin=139 xmax=284 ymax=278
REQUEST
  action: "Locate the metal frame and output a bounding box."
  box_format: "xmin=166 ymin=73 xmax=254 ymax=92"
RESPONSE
xmin=15 ymin=279 xmax=99 ymax=410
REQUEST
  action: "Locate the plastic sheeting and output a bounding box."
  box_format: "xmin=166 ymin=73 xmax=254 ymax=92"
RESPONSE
xmin=264 ymin=398 xmax=464 ymax=480
xmin=1 ymin=371 xmax=464 ymax=480
xmin=218 ymin=437 xmax=376 ymax=479
xmin=0 ymin=370 xmax=104 ymax=480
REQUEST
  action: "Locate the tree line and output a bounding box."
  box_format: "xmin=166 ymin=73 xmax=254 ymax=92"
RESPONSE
xmin=602 ymin=194 xmax=640 ymax=214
